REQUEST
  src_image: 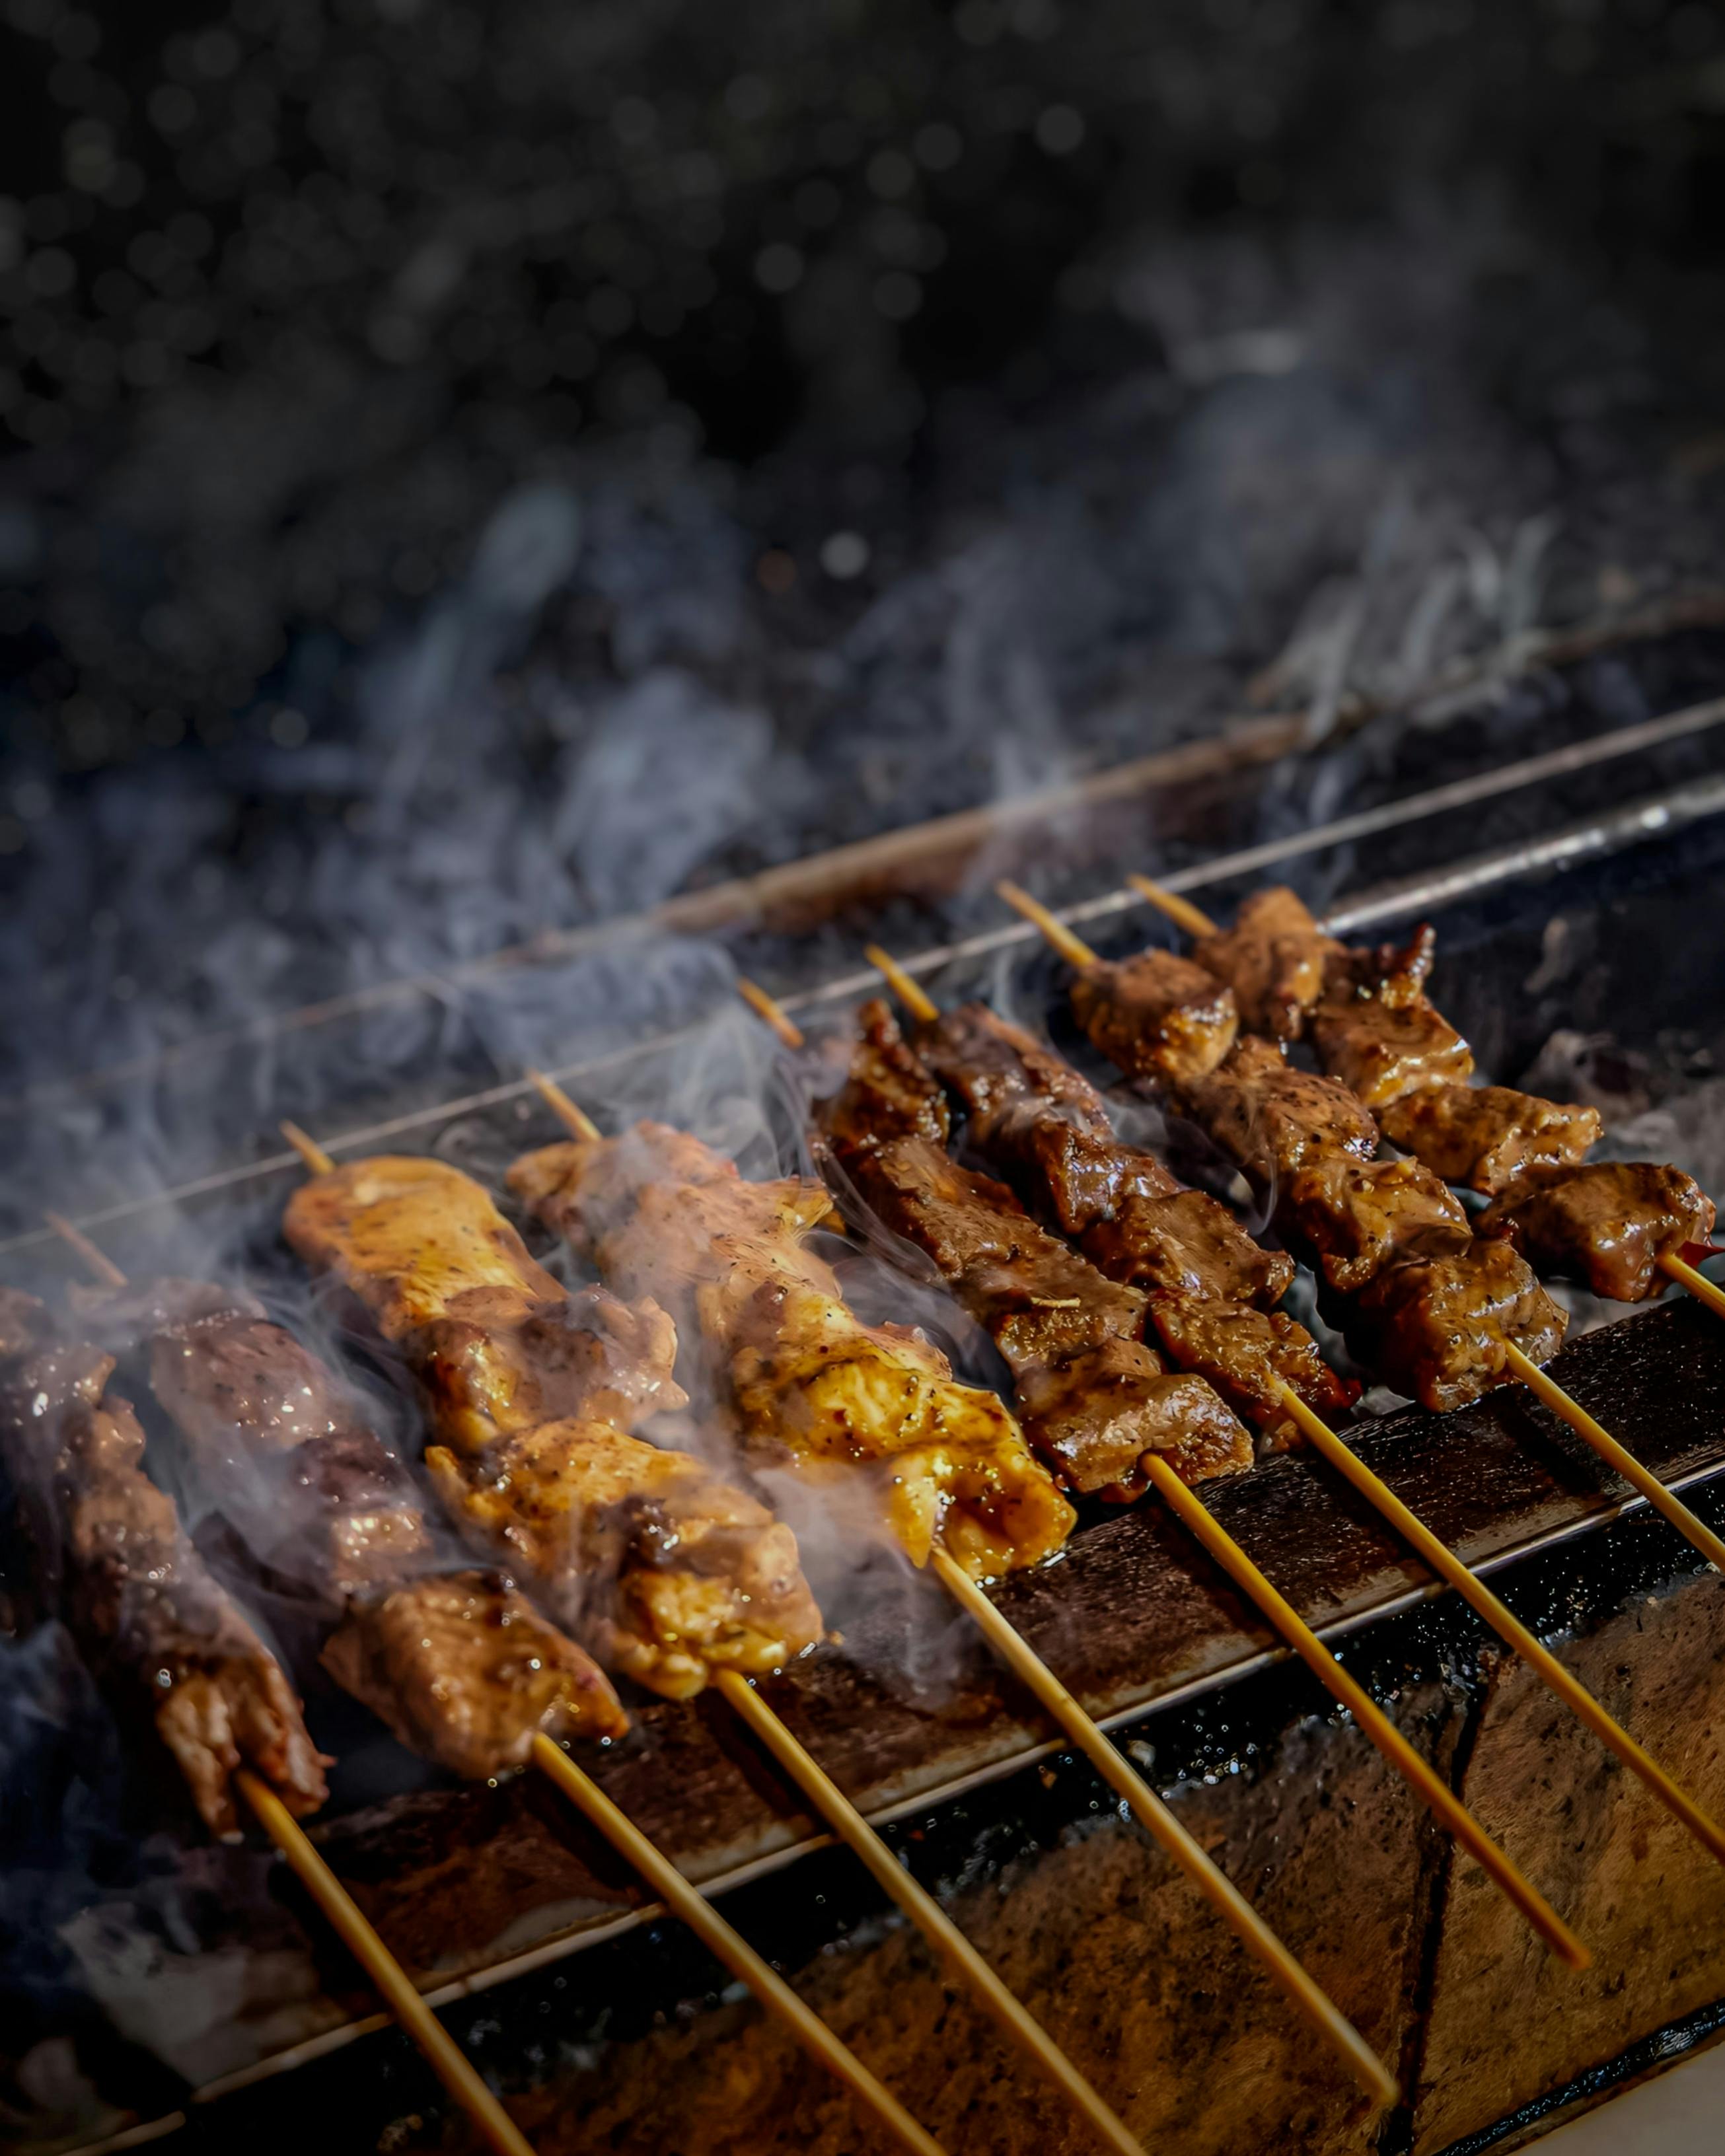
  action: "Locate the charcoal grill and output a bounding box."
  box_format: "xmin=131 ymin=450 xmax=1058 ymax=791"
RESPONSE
xmin=8 ymin=612 xmax=1725 ymax=2156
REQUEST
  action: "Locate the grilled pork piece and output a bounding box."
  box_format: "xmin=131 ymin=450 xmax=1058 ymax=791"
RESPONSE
xmin=509 ymin=1123 xmax=1076 ymax=1578
xmin=817 ymin=997 xmax=952 ymax=1160
xmin=908 ymin=999 xmax=1176 ymax=1234
xmin=427 ymin=1420 xmax=823 ymax=1697
xmin=1308 ymin=993 xmax=1475 ymax=1109
xmin=283 ymin=1157 xmax=688 ymax=1451
xmin=0 ymin=1298 xmax=328 ymax=1840
xmin=286 ymin=1153 xmax=820 ymax=1695
xmin=1282 ymin=1155 xmax=1473 ymax=1295
xmin=1146 ymin=1296 xmax=1357 ymax=1441
xmin=1069 ymin=950 xmax=1240 ymax=1090
xmin=1349 ymin=1244 xmax=1567 ymax=1412
xmin=1080 ymin=1189 xmax=1296 ymax=1309
xmin=1320 ymin=923 xmax=1436 ymax=1010
xmin=1477 ymin=1161 xmax=1716 ymax=1303
xmin=1191 ymin=887 xmax=1340 ymax=1040
xmin=1177 ymin=1036 xmax=1379 ymax=1187
xmin=842 ymin=1135 xmax=1251 ymax=1491
xmin=322 ymin=1571 xmax=626 ymax=1777
xmin=1378 ymin=1084 xmax=1604 ymax=1196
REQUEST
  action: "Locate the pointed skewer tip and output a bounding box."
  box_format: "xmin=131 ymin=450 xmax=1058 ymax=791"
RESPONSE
xmin=526 ymin=1068 xmax=603 ymax=1143
xmin=1125 ymin=873 xmax=1220 ymax=941
xmin=737 ymin=977 xmax=806 ymax=1051
xmin=994 ymin=880 xmax=1101 ymax=970
xmin=863 ymin=945 xmax=940 ymax=1026
xmin=279 ymin=1120 xmax=336 ymax=1177
xmin=44 ymin=1211 xmax=129 ymax=1287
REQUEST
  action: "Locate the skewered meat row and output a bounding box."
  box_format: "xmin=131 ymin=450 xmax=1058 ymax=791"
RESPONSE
xmin=1175 ymin=886 xmax=1714 ymax=1302
xmin=71 ymin=1275 xmax=629 ymax=1774
xmin=813 ymin=1005 xmax=1252 ymax=1495
xmin=507 ymin=1120 xmax=1077 ymax=1577
xmin=284 ymin=1155 xmax=824 ymax=1695
xmin=0 ymin=1287 xmax=328 ymax=1840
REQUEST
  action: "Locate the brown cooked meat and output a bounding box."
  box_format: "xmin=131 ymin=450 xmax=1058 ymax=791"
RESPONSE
xmin=1349 ymin=1244 xmax=1568 ymax=1412
xmin=1146 ymin=1294 xmax=1356 ymax=1439
xmin=322 ymin=1571 xmax=627 ymax=1778
xmin=1379 ymin=1084 xmax=1604 ymax=1195
xmin=1177 ymin=1035 xmax=1379 ymax=1187
xmin=909 ymin=1001 xmax=1175 ymax=1233
xmin=1282 ymin=1155 xmax=1474 ymax=1294
xmin=816 ymin=996 xmax=951 ymax=1162
xmin=1308 ymin=992 xmax=1475 ymax=1108
xmin=1319 ymin=923 xmax=1436 ymax=1010
xmin=1477 ymin=1161 xmax=1717 ymax=1303
xmin=1015 ymin=1340 xmax=1253 ymax=1494
xmin=0 ymin=1312 xmax=328 ymax=1838
xmin=427 ymin=1418 xmax=824 ymax=1698
xmin=1080 ymin=1188 xmax=1296 ymax=1309
xmin=1070 ymin=950 xmax=1240 ymax=1090
xmin=1191 ymin=887 xmax=1340 ymax=1040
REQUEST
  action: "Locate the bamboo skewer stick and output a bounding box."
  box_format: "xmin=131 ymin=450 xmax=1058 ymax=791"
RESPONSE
xmin=240 ymin=1772 xmax=538 ymax=2156
xmin=40 ymin=1215 xmax=536 ymax=2156
xmin=1275 ymin=1385 xmax=1725 ymax=1865
xmin=837 ymin=962 xmax=1581 ymax=1964
xmin=997 ymin=884 xmax=1725 ymax=1871
xmin=525 ymin=1069 xmax=1397 ymax=2110
xmin=1117 ymin=882 xmax=1725 ymax=1574
xmin=528 ymin=1735 xmax=945 ymax=2156
xmin=275 ymin=1118 xmax=948 ymax=2156
xmin=738 ymin=976 xmax=806 ymax=1050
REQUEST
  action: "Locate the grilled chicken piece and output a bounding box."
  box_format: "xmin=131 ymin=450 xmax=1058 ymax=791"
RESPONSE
xmin=1147 ymin=1295 xmax=1357 ymax=1441
xmin=1477 ymin=1161 xmax=1716 ymax=1303
xmin=1283 ymin=1155 xmax=1473 ymax=1295
xmin=1070 ymin=950 xmax=1240 ymax=1090
xmin=427 ymin=1419 xmax=822 ymax=1698
xmin=322 ymin=1571 xmax=626 ymax=1778
xmin=1378 ymin=1084 xmax=1603 ymax=1196
xmin=283 ymin=1157 xmax=686 ymax=1451
xmin=911 ymin=1001 xmax=1176 ymax=1233
xmin=1178 ymin=1036 xmax=1379 ymax=1187
xmin=509 ymin=1125 xmax=1075 ymax=1578
xmin=1191 ymin=887 xmax=1340 ymax=1040
xmin=842 ymin=1135 xmax=1250 ymax=1491
xmin=1308 ymin=993 xmax=1475 ymax=1108
xmin=1080 ymin=1188 xmax=1296 ymax=1309
xmin=1350 ymin=1244 xmax=1567 ymax=1412
xmin=0 ymin=1302 xmax=328 ymax=1838
xmin=817 ymin=997 xmax=951 ymax=1162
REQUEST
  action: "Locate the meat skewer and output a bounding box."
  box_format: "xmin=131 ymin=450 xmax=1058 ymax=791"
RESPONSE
xmin=751 ymin=976 xmax=1584 ymax=1964
xmin=1117 ymin=877 xmax=1725 ymax=1577
xmin=1 ymin=1264 xmax=538 ymax=2156
xmin=982 ymin=890 xmax=1725 ymax=1869
xmin=274 ymin=1122 xmax=951 ymax=2156
xmin=515 ymin=1071 xmax=1399 ymax=2108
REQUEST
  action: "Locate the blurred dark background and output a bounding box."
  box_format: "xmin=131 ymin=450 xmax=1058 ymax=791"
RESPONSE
xmin=4 ymin=0 xmax=1725 ymax=1108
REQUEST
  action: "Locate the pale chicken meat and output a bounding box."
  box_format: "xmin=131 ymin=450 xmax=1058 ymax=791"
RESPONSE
xmin=0 ymin=1299 xmax=328 ymax=1839
xmin=283 ymin=1156 xmax=686 ymax=1451
xmin=427 ymin=1419 xmax=823 ymax=1698
xmin=1477 ymin=1161 xmax=1716 ymax=1303
xmin=509 ymin=1124 xmax=1076 ymax=1577
xmin=1191 ymin=886 xmax=1340 ymax=1040
xmin=1282 ymin=1155 xmax=1473 ymax=1294
xmin=1070 ymin=949 xmax=1240 ymax=1091
xmin=1378 ymin=1083 xmax=1603 ymax=1196
xmin=1177 ymin=1036 xmax=1379 ymax=1188
xmin=322 ymin=1571 xmax=627 ymax=1778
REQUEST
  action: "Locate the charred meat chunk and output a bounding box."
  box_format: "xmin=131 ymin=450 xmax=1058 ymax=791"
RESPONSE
xmin=816 ymin=997 xmax=951 ymax=1162
xmin=1146 ymin=1295 xmax=1356 ymax=1441
xmin=322 ymin=1572 xmax=626 ymax=1779
xmin=1015 ymin=1339 xmax=1253 ymax=1495
xmin=1191 ymin=887 xmax=1339 ymax=1040
xmin=1177 ymin=1036 xmax=1379 ymax=1188
xmin=1282 ymin=1155 xmax=1473 ymax=1294
xmin=1070 ymin=950 xmax=1240 ymax=1090
xmin=1350 ymin=1244 xmax=1567 ymax=1412
xmin=1308 ymin=992 xmax=1474 ymax=1109
xmin=1379 ymin=1084 xmax=1603 ymax=1196
xmin=427 ymin=1419 xmax=823 ymax=1700
xmin=1477 ymin=1161 xmax=1716 ymax=1303
xmin=1080 ymin=1188 xmax=1296 ymax=1309
xmin=0 ymin=1334 xmax=328 ymax=1839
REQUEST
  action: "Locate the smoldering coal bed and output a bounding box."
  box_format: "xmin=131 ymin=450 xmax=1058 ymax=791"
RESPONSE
xmin=6 ymin=616 xmax=1725 ymax=2156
